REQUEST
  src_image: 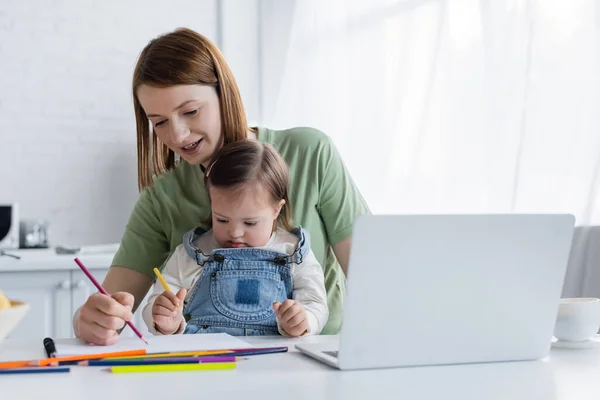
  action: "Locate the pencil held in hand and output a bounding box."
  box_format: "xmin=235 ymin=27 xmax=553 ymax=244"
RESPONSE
xmin=153 ymin=267 xmax=179 ymax=309
xmin=74 ymin=257 xmax=148 ymax=345
xmin=152 ymin=288 xmax=187 ymax=335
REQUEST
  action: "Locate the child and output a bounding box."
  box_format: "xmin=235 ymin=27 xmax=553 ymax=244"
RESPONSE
xmin=142 ymin=141 xmax=329 ymax=337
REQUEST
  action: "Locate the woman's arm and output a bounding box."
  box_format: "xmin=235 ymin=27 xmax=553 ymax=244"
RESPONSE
xmin=313 ymin=133 xmax=369 ymax=277
xmin=332 ymin=237 xmax=352 ymax=276
xmin=74 ymin=166 xmax=179 ymax=343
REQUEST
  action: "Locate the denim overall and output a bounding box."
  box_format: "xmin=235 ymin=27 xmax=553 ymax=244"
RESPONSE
xmin=181 ymin=226 xmax=310 ymax=336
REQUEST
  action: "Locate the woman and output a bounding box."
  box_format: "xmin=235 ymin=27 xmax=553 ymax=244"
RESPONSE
xmin=74 ymin=27 xmax=370 ymax=345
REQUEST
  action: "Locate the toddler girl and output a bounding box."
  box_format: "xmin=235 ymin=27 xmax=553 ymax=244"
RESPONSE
xmin=142 ymin=140 xmax=328 ymax=337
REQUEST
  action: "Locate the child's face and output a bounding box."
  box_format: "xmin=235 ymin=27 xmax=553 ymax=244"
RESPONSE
xmin=209 ymin=184 xmax=284 ymax=248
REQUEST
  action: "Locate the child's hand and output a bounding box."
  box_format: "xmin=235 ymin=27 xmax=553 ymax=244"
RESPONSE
xmin=273 ymin=300 xmax=308 ymax=337
xmin=152 ymin=288 xmax=187 ymax=335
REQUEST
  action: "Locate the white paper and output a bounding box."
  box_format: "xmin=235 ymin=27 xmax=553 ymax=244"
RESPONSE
xmin=54 ymin=333 xmax=254 ymax=356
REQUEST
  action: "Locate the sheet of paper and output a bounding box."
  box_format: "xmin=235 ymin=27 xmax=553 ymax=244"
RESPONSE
xmin=54 ymin=333 xmax=254 ymax=356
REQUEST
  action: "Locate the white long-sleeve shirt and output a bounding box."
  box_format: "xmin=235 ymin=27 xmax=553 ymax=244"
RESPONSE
xmin=143 ymin=228 xmax=329 ymax=336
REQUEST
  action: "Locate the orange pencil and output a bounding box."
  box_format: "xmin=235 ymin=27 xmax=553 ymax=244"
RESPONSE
xmin=33 ymin=349 xmax=148 ymax=367
xmin=0 ymin=360 xmax=32 ymax=369
xmin=0 ymin=349 xmax=147 ymax=369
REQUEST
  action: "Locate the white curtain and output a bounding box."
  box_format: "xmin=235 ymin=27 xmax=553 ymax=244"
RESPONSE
xmin=263 ymin=0 xmax=600 ymax=297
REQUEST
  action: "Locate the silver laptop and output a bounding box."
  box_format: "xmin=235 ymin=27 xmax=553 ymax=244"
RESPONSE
xmin=296 ymin=214 xmax=575 ymax=370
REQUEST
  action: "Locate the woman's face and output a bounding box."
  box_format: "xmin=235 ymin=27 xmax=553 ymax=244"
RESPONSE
xmin=136 ymin=84 xmax=222 ymax=166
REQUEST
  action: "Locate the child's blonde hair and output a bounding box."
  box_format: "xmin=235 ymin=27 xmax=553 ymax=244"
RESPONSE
xmin=204 ymin=141 xmax=293 ymax=231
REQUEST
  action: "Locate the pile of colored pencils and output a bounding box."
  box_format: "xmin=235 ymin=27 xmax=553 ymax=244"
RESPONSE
xmin=0 ymin=346 xmax=287 ymax=375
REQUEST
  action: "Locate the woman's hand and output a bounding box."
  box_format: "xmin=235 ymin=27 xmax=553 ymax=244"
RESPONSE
xmin=75 ymin=292 xmax=134 ymax=346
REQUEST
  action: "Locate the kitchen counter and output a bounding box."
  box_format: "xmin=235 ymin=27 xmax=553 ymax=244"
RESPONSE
xmin=0 ymin=248 xmax=116 ymax=272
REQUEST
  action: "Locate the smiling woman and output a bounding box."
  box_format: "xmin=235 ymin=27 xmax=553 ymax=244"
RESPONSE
xmin=137 ymin=85 xmax=221 ymax=169
xmin=73 ymin=27 xmax=370 ymax=345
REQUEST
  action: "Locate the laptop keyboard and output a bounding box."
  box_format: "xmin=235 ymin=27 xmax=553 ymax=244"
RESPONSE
xmin=323 ymin=350 xmax=339 ymax=358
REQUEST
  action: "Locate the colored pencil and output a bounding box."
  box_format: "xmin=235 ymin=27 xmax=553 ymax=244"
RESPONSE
xmin=74 ymin=257 xmax=148 ymax=345
xmin=0 ymin=349 xmax=147 ymax=369
xmin=0 ymin=367 xmax=70 ymax=375
xmin=215 ymin=346 xmax=288 ymax=357
xmin=107 ymin=349 xmax=232 ymax=360
xmin=153 ymin=267 xmax=180 ymax=309
xmin=0 ymin=360 xmax=32 ymax=369
xmin=31 ymin=349 xmax=147 ymax=367
xmin=80 ymin=355 xmax=238 ymax=366
xmin=105 ymin=346 xmax=288 ymax=362
xmin=110 ymin=362 xmax=236 ymax=373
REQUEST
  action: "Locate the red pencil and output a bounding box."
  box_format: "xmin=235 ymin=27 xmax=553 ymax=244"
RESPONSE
xmin=74 ymin=257 xmax=148 ymax=345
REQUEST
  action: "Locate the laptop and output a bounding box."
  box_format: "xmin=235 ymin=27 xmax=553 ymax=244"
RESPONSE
xmin=296 ymin=214 xmax=575 ymax=370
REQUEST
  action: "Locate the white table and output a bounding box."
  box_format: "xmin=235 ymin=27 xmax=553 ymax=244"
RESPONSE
xmin=1 ymin=335 xmax=600 ymax=400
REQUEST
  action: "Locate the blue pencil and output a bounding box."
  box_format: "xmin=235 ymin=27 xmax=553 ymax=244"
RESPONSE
xmin=0 ymin=367 xmax=70 ymax=375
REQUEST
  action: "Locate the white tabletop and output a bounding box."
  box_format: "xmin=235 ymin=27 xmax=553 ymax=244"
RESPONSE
xmin=1 ymin=335 xmax=600 ymax=400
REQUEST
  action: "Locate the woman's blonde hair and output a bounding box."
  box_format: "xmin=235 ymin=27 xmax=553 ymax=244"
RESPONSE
xmin=132 ymin=27 xmax=249 ymax=191
xmin=204 ymin=141 xmax=294 ymax=231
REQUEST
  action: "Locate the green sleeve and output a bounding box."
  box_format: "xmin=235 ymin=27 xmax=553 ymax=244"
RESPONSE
xmin=111 ymin=188 xmax=170 ymax=278
xmin=317 ymin=135 xmax=371 ymax=245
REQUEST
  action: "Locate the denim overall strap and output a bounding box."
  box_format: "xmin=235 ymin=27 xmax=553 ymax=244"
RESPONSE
xmin=183 ymin=226 xmax=311 ymax=266
xmin=183 ymin=226 xmax=212 ymax=265
xmin=288 ymin=227 xmax=311 ymax=264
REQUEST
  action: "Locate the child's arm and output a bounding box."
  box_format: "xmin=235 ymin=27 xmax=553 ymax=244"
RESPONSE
xmin=142 ymin=246 xmax=188 ymax=335
xmin=276 ymin=249 xmax=329 ymax=336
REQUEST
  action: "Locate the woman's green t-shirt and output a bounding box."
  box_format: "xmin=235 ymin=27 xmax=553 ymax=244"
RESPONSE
xmin=112 ymin=126 xmax=371 ymax=334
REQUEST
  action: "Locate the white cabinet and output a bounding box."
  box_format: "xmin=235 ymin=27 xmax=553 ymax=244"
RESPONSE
xmin=1 ymin=271 xmax=72 ymax=340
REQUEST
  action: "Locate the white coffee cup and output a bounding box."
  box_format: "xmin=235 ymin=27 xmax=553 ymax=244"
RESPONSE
xmin=554 ymin=298 xmax=600 ymax=342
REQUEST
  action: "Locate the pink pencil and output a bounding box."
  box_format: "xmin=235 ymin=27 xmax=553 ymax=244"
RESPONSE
xmin=74 ymin=257 xmax=148 ymax=345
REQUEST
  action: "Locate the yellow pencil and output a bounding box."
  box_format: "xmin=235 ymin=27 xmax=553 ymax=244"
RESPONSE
xmin=110 ymin=362 xmax=236 ymax=373
xmin=153 ymin=267 xmax=180 ymax=308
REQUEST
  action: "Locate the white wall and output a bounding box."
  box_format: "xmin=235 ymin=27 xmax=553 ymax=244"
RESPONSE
xmin=221 ymin=0 xmax=260 ymax=125
xmin=258 ymin=0 xmax=296 ymax=124
xmin=0 ymin=0 xmax=260 ymax=246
